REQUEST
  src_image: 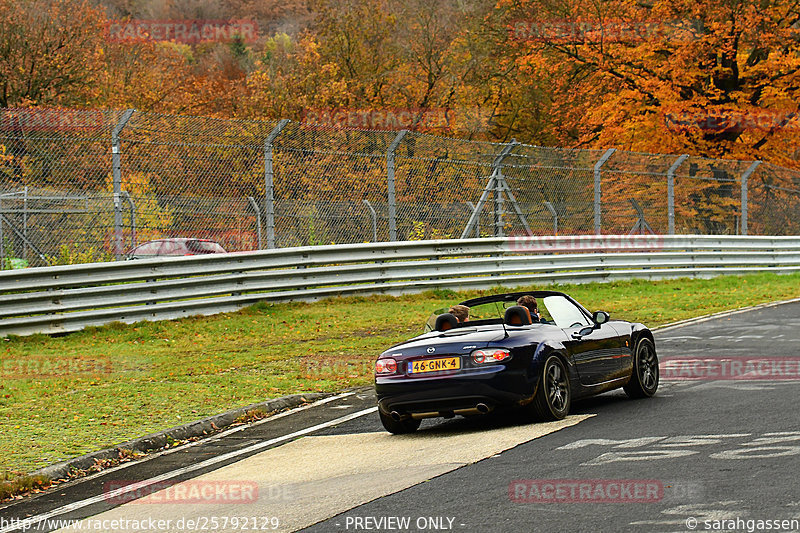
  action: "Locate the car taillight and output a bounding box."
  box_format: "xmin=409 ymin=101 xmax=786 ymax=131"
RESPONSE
xmin=472 ymin=348 xmax=511 ymax=365
xmin=375 ymin=358 xmax=397 ymax=375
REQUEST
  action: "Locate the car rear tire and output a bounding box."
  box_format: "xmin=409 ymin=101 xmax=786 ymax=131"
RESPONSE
xmin=379 ymin=410 xmax=421 ymax=434
xmin=531 ymin=355 xmax=571 ymax=421
xmin=624 ymin=337 xmax=659 ymax=398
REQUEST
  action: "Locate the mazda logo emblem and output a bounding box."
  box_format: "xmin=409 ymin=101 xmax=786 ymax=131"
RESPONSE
xmin=427 ymin=347 xmax=435 ymax=354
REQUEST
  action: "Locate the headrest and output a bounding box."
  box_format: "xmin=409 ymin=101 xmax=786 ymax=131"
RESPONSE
xmin=435 ymin=313 xmax=459 ymax=332
xmin=505 ymin=305 xmax=532 ymax=326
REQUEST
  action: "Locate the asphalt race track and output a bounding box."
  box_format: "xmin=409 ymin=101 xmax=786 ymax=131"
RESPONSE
xmin=2 ymin=301 xmax=799 ymax=533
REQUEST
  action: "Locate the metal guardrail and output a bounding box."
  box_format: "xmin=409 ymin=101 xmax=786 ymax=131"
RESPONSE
xmin=1 ymin=235 xmax=799 ymax=337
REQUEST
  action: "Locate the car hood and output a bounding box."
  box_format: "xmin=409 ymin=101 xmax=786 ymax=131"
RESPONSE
xmin=380 ymin=327 xmax=509 ymax=360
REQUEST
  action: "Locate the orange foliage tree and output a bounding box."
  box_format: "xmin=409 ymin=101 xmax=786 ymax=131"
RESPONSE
xmin=495 ymin=0 xmax=800 ymax=233
xmin=0 ymin=0 xmax=106 ymax=107
xmin=496 ymin=0 xmax=800 ymax=161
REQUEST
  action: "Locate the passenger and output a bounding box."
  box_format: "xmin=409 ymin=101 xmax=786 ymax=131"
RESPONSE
xmin=448 ymin=304 xmax=470 ymax=323
xmin=516 ymin=295 xmax=541 ymax=321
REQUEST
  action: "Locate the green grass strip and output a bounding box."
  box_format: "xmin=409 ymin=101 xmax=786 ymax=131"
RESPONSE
xmin=1 ymin=272 xmax=799 ymax=479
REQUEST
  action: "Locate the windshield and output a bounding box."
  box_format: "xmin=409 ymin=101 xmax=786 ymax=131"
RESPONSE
xmin=186 ymin=240 xmax=226 ymax=254
xmin=541 ymin=295 xmax=591 ymax=329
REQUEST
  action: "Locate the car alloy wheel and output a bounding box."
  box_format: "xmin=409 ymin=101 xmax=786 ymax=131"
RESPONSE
xmin=624 ymin=337 xmax=659 ymax=399
xmin=531 ymin=355 xmax=571 ymax=421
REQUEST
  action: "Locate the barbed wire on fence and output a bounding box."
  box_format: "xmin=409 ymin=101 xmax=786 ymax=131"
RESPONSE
xmin=1 ymin=107 xmax=799 ymax=268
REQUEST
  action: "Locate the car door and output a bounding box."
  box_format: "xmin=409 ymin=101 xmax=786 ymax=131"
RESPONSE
xmin=542 ymin=295 xmax=624 ymax=386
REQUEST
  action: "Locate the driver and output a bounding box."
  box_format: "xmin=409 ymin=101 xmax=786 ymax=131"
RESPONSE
xmin=449 ymin=304 xmax=470 ymax=323
xmin=516 ymin=295 xmax=541 ymax=321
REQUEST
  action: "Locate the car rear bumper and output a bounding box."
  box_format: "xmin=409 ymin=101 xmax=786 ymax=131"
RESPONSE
xmin=375 ymin=367 xmax=535 ymax=418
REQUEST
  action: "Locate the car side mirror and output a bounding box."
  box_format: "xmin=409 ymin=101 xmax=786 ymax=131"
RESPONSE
xmin=570 ymin=325 xmax=595 ymax=339
xmin=593 ymin=311 xmax=610 ymax=325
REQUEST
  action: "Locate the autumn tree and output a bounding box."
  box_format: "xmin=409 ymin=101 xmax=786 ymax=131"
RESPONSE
xmin=492 ymin=0 xmax=800 ymax=233
xmin=0 ymin=0 xmax=106 ymax=108
xmin=496 ymin=0 xmax=800 ymax=161
xmin=242 ymin=0 xmax=504 ymax=137
xmin=96 ymin=39 xmax=250 ymax=116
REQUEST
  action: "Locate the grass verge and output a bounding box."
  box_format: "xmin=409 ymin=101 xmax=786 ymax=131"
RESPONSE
xmin=2 ymin=272 xmax=799 ymax=483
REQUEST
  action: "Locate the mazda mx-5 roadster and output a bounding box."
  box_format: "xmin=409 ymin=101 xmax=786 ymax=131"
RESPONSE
xmin=374 ymin=291 xmax=658 ymax=434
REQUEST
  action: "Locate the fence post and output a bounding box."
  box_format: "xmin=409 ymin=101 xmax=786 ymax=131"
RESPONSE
xmin=667 ymin=154 xmax=689 ymax=235
xmin=740 ymin=161 xmax=761 ymax=235
xmin=264 ymin=119 xmax=289 ymax=249
xmin=247 ymin=196 xmax=262 ymax=249
xmin=466 ymin=202 xmax=480 ymax=237
xmin=363 ymin=199 xmax=377 ymax=242
xmin=593 ymin=148 xmax=616 ymax=235
xmin=23 ymin=186 xmax=28 ymax=262
xmin=387 ymin=130 xmax=408 ymax=241
xmin=494 ymin=170 xmax=503 ymax=237
xmin=121 ymin=191 xmax=136 ymax=249
xmin=491 ymin=141 xmax=519 ymax=237
xmin=544 ymin=201 xmax=558 ymax=236
xmin=112 ymin=109 xmax=135 ymax=260
xmin=0 ymin=196 xmax=3 ymax=269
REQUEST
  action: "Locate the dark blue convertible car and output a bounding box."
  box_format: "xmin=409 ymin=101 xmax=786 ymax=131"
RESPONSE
xmin=374 ymin=291 xmax=659 ymax=433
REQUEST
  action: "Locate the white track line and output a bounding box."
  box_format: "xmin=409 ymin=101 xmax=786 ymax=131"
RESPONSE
xmin=655 ymin=296 xmax=800 ymax=333
xmin=14 ymin=392 xmax=357 ymax=491
xmin=0 ymin=406 xmax=377 ymax=533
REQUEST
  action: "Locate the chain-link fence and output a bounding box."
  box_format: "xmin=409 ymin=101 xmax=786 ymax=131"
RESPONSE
xmin=1 ymin=108 xmax=799 ymax=267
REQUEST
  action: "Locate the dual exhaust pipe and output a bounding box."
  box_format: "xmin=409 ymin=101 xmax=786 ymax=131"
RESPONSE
xmin=390 ymin=402 xmax=491 ymax=421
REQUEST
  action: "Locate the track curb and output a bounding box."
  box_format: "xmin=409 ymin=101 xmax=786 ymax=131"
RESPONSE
xmin=31 ymin=392 xmax=329 ymax=481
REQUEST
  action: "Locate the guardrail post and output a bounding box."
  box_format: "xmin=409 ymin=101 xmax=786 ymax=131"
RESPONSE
xmin=667 ymin=154 xmax=689 ymax=235
xmin=740 ymin=161 xmax=761 ymax=235
xmin=387 ymin=130 xmax=408 ymax=241
xmin=593 ymin=148 xmax=616 ymax=235
xmin=112 ymin=109 xmax=135 ymax=260
xmin=264 ymin=119 xmax=289 ymax=249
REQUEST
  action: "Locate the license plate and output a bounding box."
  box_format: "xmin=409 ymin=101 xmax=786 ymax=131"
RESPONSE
xmin=408 ymin=357 xmax=460 ymax=374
